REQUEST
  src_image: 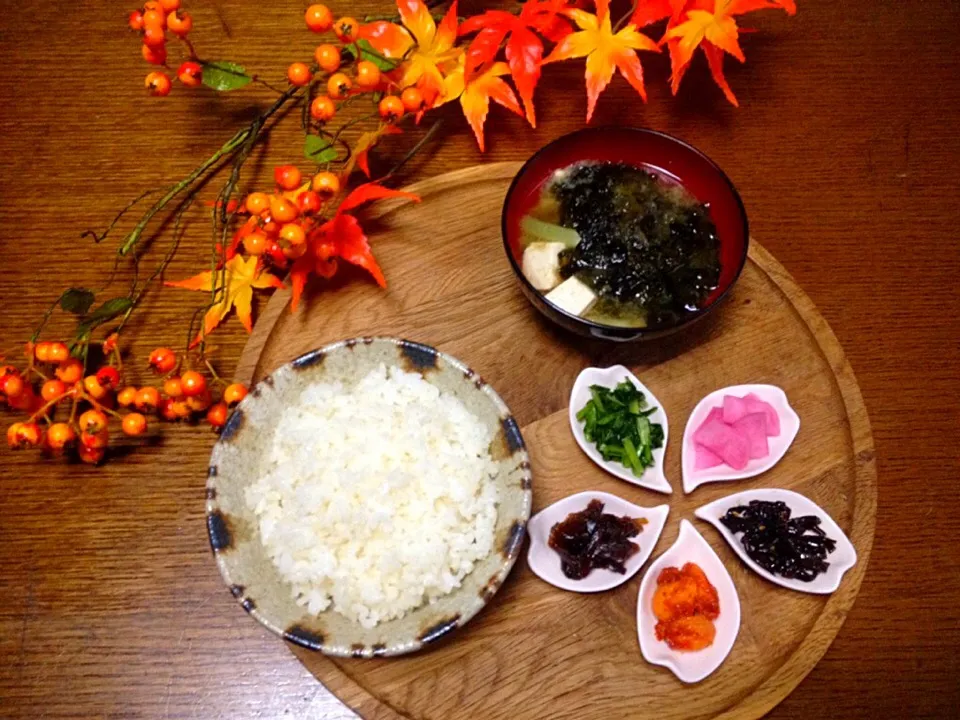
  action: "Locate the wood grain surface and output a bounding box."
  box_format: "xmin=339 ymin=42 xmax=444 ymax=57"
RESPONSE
xmin=235 ymin=162 xmax=877 ymax=720
xmin=0 ymin=1 xmax=958 ymax=718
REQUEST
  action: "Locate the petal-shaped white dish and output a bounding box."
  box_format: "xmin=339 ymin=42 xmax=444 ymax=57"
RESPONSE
xmin=569 ymin=366 xmax=671 ymax=494
xmin=637 ymin=519 xmax=740 ymax=684
xmin=527 ymin=491 xmax=669 ymax=593
xmin=695 ymin=488 xmax=857 ymax=594
xmin=681 ymin=384 xmax=800 ymax=494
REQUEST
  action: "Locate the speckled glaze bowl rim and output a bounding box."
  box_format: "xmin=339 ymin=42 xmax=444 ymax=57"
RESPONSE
xmin=205 ymin=336 xmax=533 ymax=657
xmin=500 ymin=126 xmax=751 ymax=338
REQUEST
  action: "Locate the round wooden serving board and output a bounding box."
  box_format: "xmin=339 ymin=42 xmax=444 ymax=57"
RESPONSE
xmin=235 ymin=162 xmax=877 ymax=720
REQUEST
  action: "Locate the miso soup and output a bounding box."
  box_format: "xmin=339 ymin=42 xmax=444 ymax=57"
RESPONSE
xmin=519 ymin=161 xmax=721 ymax=328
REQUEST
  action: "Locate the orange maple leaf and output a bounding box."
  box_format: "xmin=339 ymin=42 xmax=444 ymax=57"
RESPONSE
xmin=666 ymin=5 xmax=744 ymax=67
xmin=346 ymin=125 xmax=404 ymax=178
xmin=165 ymin=254 xmax=284 ymax=347
xmin=659 ymin=0 xmax=796 ymax=105
xmin=543 ymin=0 xmax=659 ymax=122
xmin=391 ymin=0 xmax=463 ymax=105
xmin=443 ymin=58 xmax=524 ymax=151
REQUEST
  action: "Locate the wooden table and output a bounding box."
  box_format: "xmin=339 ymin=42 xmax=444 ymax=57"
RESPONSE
xmin=1 ymin=1 xmax=958 ymax=717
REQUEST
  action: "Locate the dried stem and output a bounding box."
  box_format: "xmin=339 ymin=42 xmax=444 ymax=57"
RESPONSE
xmin=81 ymin=189 xmax=156 ymax=244
xmin=613 ymin=0 xmax=641 ymax=32
xmin=382 ymin=118 xmax=445 ymax=180
xmin=118 ymin=128 xmax=250 ymax=257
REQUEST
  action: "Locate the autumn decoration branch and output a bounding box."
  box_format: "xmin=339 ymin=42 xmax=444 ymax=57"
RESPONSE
xmin=0 ymin=0 xmax=795 ymax=463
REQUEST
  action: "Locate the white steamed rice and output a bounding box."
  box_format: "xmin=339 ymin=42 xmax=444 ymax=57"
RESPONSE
xmin=245 ymin=363 xmax=499 ymax=628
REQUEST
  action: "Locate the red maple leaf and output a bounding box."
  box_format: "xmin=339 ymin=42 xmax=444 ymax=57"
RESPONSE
xmin=458 ymin=0 xmax=570 ymax=127
xmin=288 ymin=183 xmax=420 ymax=312
xmin=635 ymin=0 xmax=796 ymax=106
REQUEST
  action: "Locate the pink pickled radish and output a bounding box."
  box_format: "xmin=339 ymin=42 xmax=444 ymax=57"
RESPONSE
xmin=694 ymin=444 xmax=725 ymax=469
xmin=693 ymin=412 xmax=750 ymax=470
xmin=744 ymin=392 xmax=780 ymax=436
xmin=722 ymin=395 xmax=750 ymax=424
xmin=722 ymin=393 xmax=780 ymax=436
xmin=732 ymin=412 xmax=770 ymax=459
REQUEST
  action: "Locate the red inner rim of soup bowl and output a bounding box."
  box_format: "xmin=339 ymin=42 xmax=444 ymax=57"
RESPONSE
xmin=502 ymin=127 xmax=749 ymax=330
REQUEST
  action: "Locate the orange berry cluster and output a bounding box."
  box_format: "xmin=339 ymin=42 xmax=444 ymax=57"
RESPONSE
xmin=139 ymin=348 xmax=246 ymax=430
xmin=3 ymin=341 xmax=247 ymax=465
xmin=128 ymin=0 xmax=200 ymax=96
xmin=294 ymin=4 xmax=422 ymax=126
xmin=231 ymin=164 xmax=342 ymax=269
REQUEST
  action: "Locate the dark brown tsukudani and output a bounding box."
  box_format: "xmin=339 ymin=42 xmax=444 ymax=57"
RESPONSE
xmin=548 ymin=499 xmax=647 ymax=580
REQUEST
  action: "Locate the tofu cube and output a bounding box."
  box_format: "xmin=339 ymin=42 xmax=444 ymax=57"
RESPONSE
xmin=521 ymin=242 xmax=565 ymax=291
xmin=545 ymin=276 xmax=597 ymax=317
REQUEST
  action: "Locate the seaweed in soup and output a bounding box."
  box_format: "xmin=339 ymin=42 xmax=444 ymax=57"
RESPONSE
xmin=550 ymin=162 xmax=721 ymax=327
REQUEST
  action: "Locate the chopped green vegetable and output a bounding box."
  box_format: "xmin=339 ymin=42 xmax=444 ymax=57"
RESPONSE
xmin=520 ymin=215 xmax=582 ymax=248
xmin=577 ymin=379 xmax=664 ymax=477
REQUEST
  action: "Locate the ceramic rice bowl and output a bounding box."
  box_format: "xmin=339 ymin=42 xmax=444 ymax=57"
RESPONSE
xmin=205 ymin=337 xmax=533 ymax=657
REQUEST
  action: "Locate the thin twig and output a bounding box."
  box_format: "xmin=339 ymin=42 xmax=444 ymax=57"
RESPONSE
xmin=81 ymin=189 xmax=156 ymax=243
xmin=381 ymin=119 xmax=445 ymax=180
xmin=302 ymin=78 xmax=314 ymax=131
xmin=97 ymin=253 xmax=125 ymax=294
xmin=613 ymin=0 xmax=641 ymax=32
xmin=118 ymin=128 xmax=250 ymax=256
xmin=251 ymin=76 xmax=287 ymax=95
xmin=185 ymin=305 xmax=207 ymax=353
xmin=197 ymin=86 xmax=303 ymax=354
xmin=30 ymin=292 xmax=68 ymax=343
xmin=116 ymin=195 xmax=196 ymax=335
xmin=330 ymin=111 xmax=378 ymax=146
xmin=119 ymin=84 xmax=300 ymax=259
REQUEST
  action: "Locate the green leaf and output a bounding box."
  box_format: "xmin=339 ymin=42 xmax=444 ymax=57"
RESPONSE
xmin=60 ymin=288 xmax=96 ymax=315
xmin=87 ymin=297 xmax=133 ymax=322
xmin=344 ymin=39 xmax=399 ymax=71
xmin=76 ymin=297 xmax=133 ymax=336
xmin=304 ymin=135 xmax=338 ymax=164
xmin=201 ymin=61 xmax=253 ymax=92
